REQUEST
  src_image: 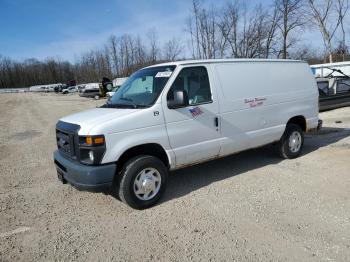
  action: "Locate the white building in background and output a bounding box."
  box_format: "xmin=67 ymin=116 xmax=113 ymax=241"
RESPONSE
xmin=310 ymin=61 xmax=350 ymax=77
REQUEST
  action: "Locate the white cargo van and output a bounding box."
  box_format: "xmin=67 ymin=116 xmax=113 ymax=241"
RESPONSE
xmin=54 ymin=59 xmax=320 ymax=209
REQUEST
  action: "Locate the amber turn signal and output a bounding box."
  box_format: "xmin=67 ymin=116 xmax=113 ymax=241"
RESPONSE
xmin=85 ymin=136 xmax=104 ymax=146
xmin=93 ymin=137 xmax=105 ymax=145
xmin=86 ymin=136 xmax=93 ymax=145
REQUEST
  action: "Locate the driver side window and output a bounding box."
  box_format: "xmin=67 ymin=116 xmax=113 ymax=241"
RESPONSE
xmin=168 ymin=66 xmax=212 ymax=106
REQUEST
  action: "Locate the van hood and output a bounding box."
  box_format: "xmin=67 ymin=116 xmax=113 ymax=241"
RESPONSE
xmin=60 ymin=108 xmax=138 ymax=134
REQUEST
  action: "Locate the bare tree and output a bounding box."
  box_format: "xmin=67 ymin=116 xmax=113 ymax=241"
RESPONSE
xmin=276 ymin=0 xmax=305 ymax=59
xmin=307 ymin=0 xmax=342 ymax=63
xmin=108 ymin=35 xmax=120 ymax=76
xmin=265 ymin=1 xmax=281 ymax=58
xmin=217 ymin=0 xmax=239 ymax=58
xmin=135 ymin=35 xmax=146 ymax=66
xmin=336 ymin=0 xmax=349 ymax=61
xmin=147 ymin=29 xmax=160 ymax=63
xmin=217 ymin=1 xmax=280 ymax=58
xmin=187 ymin=0 xmax=219 ymax=59
xmin=163 ymin=38 xmax=183 ymax=61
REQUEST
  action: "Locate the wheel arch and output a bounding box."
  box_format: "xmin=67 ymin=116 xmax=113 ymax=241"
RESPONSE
xmin=116 ymin=143 xmax=170 ymax=172
xmin=287 ymin=115 xmax=307 ymax=132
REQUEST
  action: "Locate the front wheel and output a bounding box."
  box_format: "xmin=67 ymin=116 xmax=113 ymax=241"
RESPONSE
xmin=277 ymin=124 xmax=304 ymax=159
xmin=116 ymin=155 xmax=168 ymax=209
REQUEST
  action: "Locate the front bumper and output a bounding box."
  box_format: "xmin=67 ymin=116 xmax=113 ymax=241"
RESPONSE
xmin=53 ymin=150 xmax=116 ymax=192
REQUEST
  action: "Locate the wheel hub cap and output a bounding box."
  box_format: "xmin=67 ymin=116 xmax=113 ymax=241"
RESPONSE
xmin=141 ymin=176 xmax=155 ymax=192
xmin=289 ymin=131 xmax=302 ymax=153
xmin=133 ymin=168 xmax=161 ymax=201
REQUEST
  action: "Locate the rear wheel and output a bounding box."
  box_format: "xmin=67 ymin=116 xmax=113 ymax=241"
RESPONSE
xmin=277 ymin=124 xmax=304 ymax=159
xmin=116 ymin=155 xmax=168 ymax=209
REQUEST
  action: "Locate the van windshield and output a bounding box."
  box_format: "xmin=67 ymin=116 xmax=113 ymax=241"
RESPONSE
xmin=107 ymin=65 xmax=176 ymax=108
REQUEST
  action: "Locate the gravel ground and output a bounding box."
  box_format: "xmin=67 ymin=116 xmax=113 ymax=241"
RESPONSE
xmin=0 ymin=93 xmax=349 ymax=262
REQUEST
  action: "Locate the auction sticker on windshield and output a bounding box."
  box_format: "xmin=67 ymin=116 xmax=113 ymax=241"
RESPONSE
xmin=155 ymin=71 xmax=173 ymax=78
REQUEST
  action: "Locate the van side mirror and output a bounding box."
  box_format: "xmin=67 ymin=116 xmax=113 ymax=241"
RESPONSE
xmin=168 ymin=90 xmax=188 ymax=109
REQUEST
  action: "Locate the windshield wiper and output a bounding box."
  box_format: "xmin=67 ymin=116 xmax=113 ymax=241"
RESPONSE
xmin=100 ymin=103 xmax=136 ymax=109
xmin=134 ymin=104 xmax=150 ymax=108
xmin=101 ymin=102 xmax=150 ymax=109
xmin=120 ymin=97 xmax=133 ymax=102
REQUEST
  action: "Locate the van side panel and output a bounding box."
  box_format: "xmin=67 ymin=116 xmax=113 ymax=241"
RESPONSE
xmin=214 ymin=61 xmax=318 ymax=157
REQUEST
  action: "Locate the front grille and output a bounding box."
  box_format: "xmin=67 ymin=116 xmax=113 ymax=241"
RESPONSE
xmin=55 ymin=121 xmax=81 ymax=160
xmin=56 ymin=130 xmax=72 ymax=155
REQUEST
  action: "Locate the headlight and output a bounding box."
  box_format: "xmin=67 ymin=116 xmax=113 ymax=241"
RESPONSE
xmin=79 ymin=135 xmax=106 ymax=165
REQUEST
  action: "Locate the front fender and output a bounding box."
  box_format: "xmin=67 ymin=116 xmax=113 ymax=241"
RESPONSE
xmin=101 ymin=124 xmax=175 ymax=169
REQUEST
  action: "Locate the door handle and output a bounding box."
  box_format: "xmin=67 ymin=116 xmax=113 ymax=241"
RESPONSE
xmin=214 ymin=117 xmax=219 ymax=127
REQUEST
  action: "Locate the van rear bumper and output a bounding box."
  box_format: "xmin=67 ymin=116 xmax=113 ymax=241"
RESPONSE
xmin=53 ymin=150 xmax=116 ymax=192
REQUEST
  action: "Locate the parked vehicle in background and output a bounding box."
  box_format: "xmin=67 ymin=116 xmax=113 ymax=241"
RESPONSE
xmin=54 ymin=59 xmax=320 ymax=209
xmin=99 ymin=77 xmax=113 ymax=98
xmin=45 ymin=86 xmax=56 ymax=92
xmin=311 ymin=61 xmax=350 ymax=78
xmin=106 ymin=86 xmax=120 ymax=100
xmin=78 ymin=79 xmax=115 ymax=99
xmin=107 ymin=77 xmax=127 ymax=99
xmin=54 ymin=84 xmax=66 ymax=93
xmin=82 ymin=83 xmax=99 ymax=91
xmin=77 ymin=84 xmax=86 ymax=93
xmin=62 ymin=86 xmax=78 ymax=94
xmin=79 ymin=88 xmax=100 ymax=98
xmin=317 ymin=70 xmax=350 ymax=111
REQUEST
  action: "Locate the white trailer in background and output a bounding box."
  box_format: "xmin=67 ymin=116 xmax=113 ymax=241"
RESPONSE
xmin=112 ymin=77 xmax=127 ymax=87
xmin=29 ymin=83 xmax=64 ymax=92
xmin=107 ymin=77 xmax=128 ymax=99
xmin=29 ymin=85 xmax=45 ymax=92
xmin=77 ymin=83 xmax=100 ymax=93
xmin=310 ymin=61 xmax=350 ymax=77
xmin=83 ymin=83 xmax=99 ymax=90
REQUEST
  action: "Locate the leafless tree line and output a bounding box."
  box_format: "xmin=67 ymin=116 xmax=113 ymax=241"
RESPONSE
xmin=0 ymin=30 xmax=184 ymax=88
xmin=1 ymin=0 xmax=349 ymax=88
xmin=0 ymin=56 xmax=75 ymax=89
xmin=187 ymin=0 xmax=349 ymax=62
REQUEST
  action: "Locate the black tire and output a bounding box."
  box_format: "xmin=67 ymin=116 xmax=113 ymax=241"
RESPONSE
xmin=277 ymin=124 xmax=304 ymax=159
xmin=116 ymin=155 xmax=168 ymax=209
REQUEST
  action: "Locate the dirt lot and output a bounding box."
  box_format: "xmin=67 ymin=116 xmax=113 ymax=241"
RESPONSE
xmin=0 ymin=93 xmax=349 ymax=262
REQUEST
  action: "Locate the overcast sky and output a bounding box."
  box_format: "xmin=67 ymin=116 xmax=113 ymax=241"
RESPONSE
xmin=0 ymin=0 xmax=345 ymax=62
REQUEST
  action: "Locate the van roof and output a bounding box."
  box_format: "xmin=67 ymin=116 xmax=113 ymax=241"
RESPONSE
xmin=146 ymin=58 xmax=305 ymax=68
